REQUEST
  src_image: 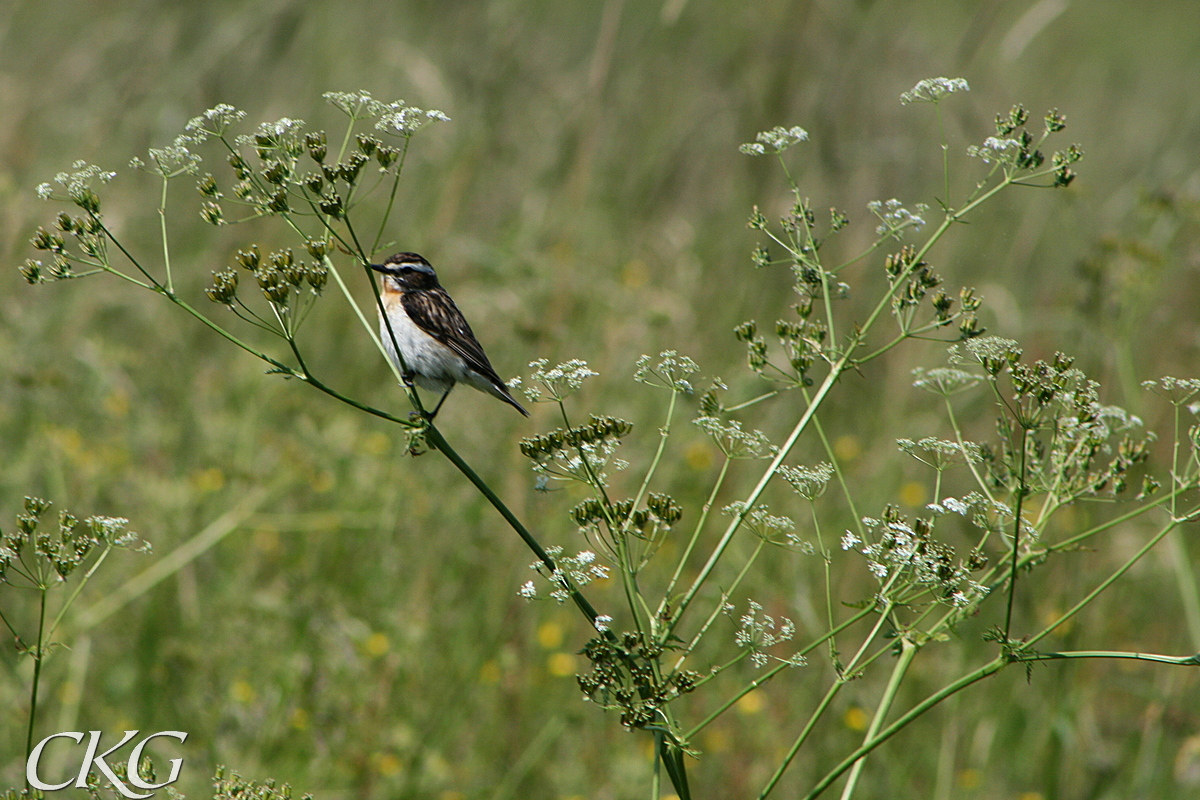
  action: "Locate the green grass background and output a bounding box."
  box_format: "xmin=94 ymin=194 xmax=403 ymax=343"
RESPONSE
xmin=2 ymin=0 xmax=1199 ymax=797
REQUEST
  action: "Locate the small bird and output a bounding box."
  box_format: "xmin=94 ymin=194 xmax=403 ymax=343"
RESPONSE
xmin=371 ymin=252 xmax=528 ymax=418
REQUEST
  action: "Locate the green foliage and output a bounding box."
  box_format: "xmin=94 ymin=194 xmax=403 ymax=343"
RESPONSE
xmin=4 ymin=2 xmax=1200 ymax=799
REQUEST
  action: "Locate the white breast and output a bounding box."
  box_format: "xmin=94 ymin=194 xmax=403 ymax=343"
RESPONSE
xmin=378 ymin=304 xmax=471 ymax=394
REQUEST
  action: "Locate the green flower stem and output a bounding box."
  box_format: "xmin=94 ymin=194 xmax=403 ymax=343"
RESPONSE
xmin=24 ymin=587 xmax=48 ymax=771
xmin=371 ymin=138 xmax=411 ymax=255
xmin=829 ymin=511 xmax=1200 ymax=800
xmin=838 ymin=636 xmax=917 ymax=800
xmin=334 ymin=116 xmax=356 ymax=168
xmin=779 ymin=170 xmax=837 ymax=347
xmin=283 ymin=336 xmax=418 ymax=429
xmin=1012 ymin=649 xmax=1200 ymax=666
xmin=422 ymin=424 xmax=609 ymax=631
xmin=548 ymin=400 xmax=646 ymax=639
xmin=830 ymin=236 xmax=890 ymax=275
xmin=672 ymin=589 xmax=733 ymax=672
xmin=817 ymin=232 xmax=839 ymax=350
xmin=936 ymin=102 xmax=950 ymax=205
xmin=105 ymin=217 xmax=423 ymax=432
xmin=801 ymin=657 xmax=1007 ymax=800
xmin=1030 ymin=424 xmax=1103 ymax=531
xmin=613 ymin=517 xmax=650 ymax=640
xmin=666 ymin=360 xmax=844 ymax=643
xmin=757 ymin=676 xmax=844 ymax=799
xmin=803 ymin=388 xmax=864 ymax=538
xmin=345 ymin=219 xmax=429 ymax=417
xmin=855 ymin=330 xmax=923 ymax=364
xmin=943 ymin=395 xmax=999 ymax=507
xmin=46 ymin=546 xmax=112 ymax=640
xmin=325 ymin=258 xmax=404 ymax=383
xmin=962 ymin=484 xmax=1196 ymax=610
xmin=673 ymin=168 xmax=1032 ymax=646
xmin=158 ymin=175 xmax=174 ymax=294
xmin=95 ymin=218 xmax=162 ymax=289
xmin=622 ymin=387 xmax=679 ymax=542
xmin=673 ymin=537 xmax=766 ymax=671
xmin=919 ymin=492 xmax=1195 ymax=650
xmin=1003 ymin=426 xmax=1030 ymax=641
xmin=723 ymin=389 xmax=784 ymax=412
xmin=757 ymin=602 xmax=894 ymax=798
xmin=1023 ymin=509 xmax=1193 ymax=650
xmin=163 ymin=294 xmax=290 ymax=370
xmin=842 ymin=599 xmax=896 ymax=678
xmin=685 ymin=602 xmax=877 ymax=740
xmin=302 ymin=373 xmax=417 ymax=427
xmin=809 ymin=505 xmax=837 ymax=657
xmin=795 ymin=639 xmax=1199 ymax=800
xmin=0 ymin=605 xmax=21 ymax=642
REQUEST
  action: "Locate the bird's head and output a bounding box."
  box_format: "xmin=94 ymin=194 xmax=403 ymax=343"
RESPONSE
xmin=370 ymin=252 xmax=440 ymax=292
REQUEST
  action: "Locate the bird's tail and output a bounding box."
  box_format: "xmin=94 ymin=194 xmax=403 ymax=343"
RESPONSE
xmin=492 ymin=382 xmax=530 ymax=416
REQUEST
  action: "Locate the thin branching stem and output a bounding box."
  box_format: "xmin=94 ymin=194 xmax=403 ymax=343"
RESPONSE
xmin=622 ymin=388 xmax=679 ymax=542
xmin=158 ymin=176 xmax=174 ymax=294
xmin=665 ymin=361 xmax=844 ymax=642
xmin=687 ymin=603 xmax=877 ymax=741
xmin=372 ymin=138 xmax=411 ymax=255
xmin=658 ymin=456 xmax=731 ymax=617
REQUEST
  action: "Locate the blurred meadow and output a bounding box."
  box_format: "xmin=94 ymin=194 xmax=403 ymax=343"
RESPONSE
xmin=2 ymin=0 xmax=1200 ymax=798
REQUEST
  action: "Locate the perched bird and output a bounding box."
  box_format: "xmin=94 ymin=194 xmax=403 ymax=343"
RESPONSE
xmin=371 ymin=252 xmax=528 ymax=418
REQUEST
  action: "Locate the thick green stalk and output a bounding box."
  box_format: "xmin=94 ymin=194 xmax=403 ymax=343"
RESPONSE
xmin=838 ymin=637 xmax=917 ymax=800
xmin=1024 ymin=512 xmax=1188 ymax=649
xmin=1013 ymin=650 xmax=1200 ymax=666
xmin=1003 ymin=426 xmax=1029 ymax=641
xmin=25 ymin=588 xmax=48 ymax=772
xmin=422 ymin=424 xmax=608 ymax=630
xmin=757 ymin=678 xmax=843 ymax=798
xmin=802 ymin=658 xmax=1006 ymax=800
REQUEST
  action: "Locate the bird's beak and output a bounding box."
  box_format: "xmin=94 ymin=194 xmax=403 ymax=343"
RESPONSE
xmin=369 ymin=263 xmax=387 ymax=274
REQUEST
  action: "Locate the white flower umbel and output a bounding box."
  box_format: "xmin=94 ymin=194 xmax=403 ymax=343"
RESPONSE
xmin=900 ymin=77 xmax=970 ymax=105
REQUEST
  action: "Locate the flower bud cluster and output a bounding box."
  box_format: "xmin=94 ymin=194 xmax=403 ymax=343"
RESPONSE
xmin=577 ymin=631 xmax=700 ymax=730
xmin=569 ymin=492 xmax=683 ymax=535
xmin=520 ymin=415 xmax=633 ymax=461
xmin=206 ymin=244 xmax=328 ymax=308
xmin=969 ymin=103 xmax=1082 ymax=186
xmin=1 ymin=497 xmax=145 ymax=583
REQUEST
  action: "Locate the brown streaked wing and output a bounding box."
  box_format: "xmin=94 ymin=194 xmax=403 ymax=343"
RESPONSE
xmin=401 ymin=288 xmax=505 ymax=384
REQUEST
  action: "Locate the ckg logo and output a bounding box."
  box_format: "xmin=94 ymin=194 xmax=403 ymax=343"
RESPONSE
xmin=27 ymin=730 xmax=187 ymax=798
